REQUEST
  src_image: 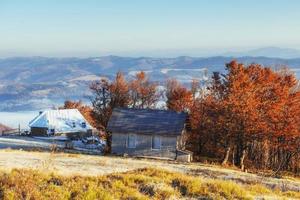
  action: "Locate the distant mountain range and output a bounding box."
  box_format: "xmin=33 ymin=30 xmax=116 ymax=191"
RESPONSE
xmin=224 ymin=47 xmax=300 ymax=59
xmin=0 ymin=55 xmax=299 ymax=111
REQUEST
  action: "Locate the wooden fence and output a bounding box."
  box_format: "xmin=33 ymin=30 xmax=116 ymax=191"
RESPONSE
xmin=1 ymin=128 xmax=21 ymax=136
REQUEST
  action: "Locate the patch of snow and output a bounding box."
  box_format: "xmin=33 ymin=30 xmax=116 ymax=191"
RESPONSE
xmin=160 ymin=68 xmax=209 ymax=83
xmin=33 ymin=136 xmax=69 ymax=141
xmin=161 ymin=68 xmax=208 ymax=74
xmin=92 ymin=58 xmax=101 ymax=62
xmin=156 ymin=85 xmax=166 ymax=91
xmin=155 ymin=100 xmax=166 ymax=109
xmin=0 ymin=136 xmax=65 ymax=149
xmin=31 ymin=89 xmax=52 ymax=96
xmin=70 ymin=75 xmax=105 ymax=82
xmin=66 ymin=83 xmax=78 ymax=88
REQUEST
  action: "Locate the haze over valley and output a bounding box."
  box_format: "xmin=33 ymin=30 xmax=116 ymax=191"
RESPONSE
xmin=1 ymin=48 xmax=300 ymax=112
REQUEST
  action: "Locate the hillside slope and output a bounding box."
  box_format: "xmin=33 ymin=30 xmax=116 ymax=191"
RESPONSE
xmin=0 ymin=56 xmax=299 ymax=111
xmin=0 ymin=123 xmax=11 ymax=133
xmin=1 ymin=167 xmax=299 ymax=200
xmin=0 ymin=149 xmax=299 ymax=193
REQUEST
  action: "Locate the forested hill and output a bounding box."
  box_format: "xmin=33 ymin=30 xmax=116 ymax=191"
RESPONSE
xmin=0 ymin=56 xmax=299 ymax=111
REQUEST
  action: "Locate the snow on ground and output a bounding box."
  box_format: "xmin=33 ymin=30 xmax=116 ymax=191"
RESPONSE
xmin=0 ymin=136 xmax=65 ymax=150
xmin=0 ymin=136 xmax=103 ymax=153
xmin=160 ymin=68 xmax=208 ymax=74
xmin=160 ymin=68 xmax=209 ymax=83
xmin=70 ymin=75 xmax=105 ymax=82
xmin=33 ymin=136 xmax=69 ymax=141
xmin=31 ymin=89 xmax=53 ymax=96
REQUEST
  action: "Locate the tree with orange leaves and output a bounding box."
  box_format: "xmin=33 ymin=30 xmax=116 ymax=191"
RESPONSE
xmin=90 ymin=78 xmax=111 ymax=130
xmin=90 ymin=72 xmax=130 ymax=129
xmin=166 ymin=79 xmax=193 ymax=112
xmin=90 ymin=72 xmax=130 ymax=152
xmin=129 ymin=71 xmax=159 ymax=109
xmin=110 ymin=72 xmax=130 ymax=108
xmin=190 ymin=60 xmax=300 ymax=173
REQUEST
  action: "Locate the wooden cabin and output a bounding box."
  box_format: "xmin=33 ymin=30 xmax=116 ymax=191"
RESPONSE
xmin=107 ymin=108 xmax=192 ymax=161
xmin=29 ymin=109 xmax=93 ymax=138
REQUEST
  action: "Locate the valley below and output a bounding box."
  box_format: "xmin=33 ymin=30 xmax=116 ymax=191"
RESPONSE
xmin=0 ymin=56 xmax=299 ymax=112
xmin=0 ymin=111 xmax=37 ymax=128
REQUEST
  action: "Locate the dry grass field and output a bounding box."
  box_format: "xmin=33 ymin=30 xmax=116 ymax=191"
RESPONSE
xmin=0 ymin=149 xmax=299 ymax=199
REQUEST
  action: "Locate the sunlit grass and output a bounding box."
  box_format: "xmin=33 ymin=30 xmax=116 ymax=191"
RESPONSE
xmin=0 ymin=168 xmax=298 ymax=200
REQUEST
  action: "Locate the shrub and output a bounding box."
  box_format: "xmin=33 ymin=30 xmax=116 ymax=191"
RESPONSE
xmin=0 ymin=168 xmax=298 ymax=200
xmin=205 ymin=180 xmax=252 ymax=200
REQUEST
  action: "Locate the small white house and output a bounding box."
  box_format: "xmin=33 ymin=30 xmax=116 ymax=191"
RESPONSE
xmin=29 ymin=109 xmax=92 ymax=137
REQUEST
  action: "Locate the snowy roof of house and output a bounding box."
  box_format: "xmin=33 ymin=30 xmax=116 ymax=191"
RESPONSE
xmin=107 ymin=108 xmax=187 ymax=136
xmin=29 ymin=109 xmax=92 ymax=133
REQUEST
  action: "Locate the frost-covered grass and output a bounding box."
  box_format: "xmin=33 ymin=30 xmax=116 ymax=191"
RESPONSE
xmin=0 ymin=149 xmax=300 ymax=195
xmin=0 ymin=168 xmax=299 ymax=200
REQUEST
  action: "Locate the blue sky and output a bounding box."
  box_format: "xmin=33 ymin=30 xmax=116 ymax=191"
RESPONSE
xmin=1 ymin=0 xmax=300 ymax=57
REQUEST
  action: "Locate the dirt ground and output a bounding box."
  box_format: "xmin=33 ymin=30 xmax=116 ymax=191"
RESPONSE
xmin=0 ymin=149 xmax=299 ymax=192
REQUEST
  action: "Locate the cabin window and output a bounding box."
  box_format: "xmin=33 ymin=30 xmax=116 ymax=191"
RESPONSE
xmin=72 ymin=122 xmax=76 ymax=128
xmin=81 ymin=122 xmax=86 ymax=128
xmin=152 ymin=135 xmax=161 ymax=149
xmin=127 ymin=134 xmax=136 ymax=148
xmin=49 ymin=129 xmax=55 ymax=136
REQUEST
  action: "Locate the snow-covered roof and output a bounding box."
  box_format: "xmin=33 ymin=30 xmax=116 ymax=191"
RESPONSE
xmin=29 ymin=109 xmax=92 ymax=133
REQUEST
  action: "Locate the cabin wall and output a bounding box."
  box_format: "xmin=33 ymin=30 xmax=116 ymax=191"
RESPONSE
xmin=30 ymin=127 xmax=48 ymax=136
xmin=111 ymin=133 xmax=178 ymax=159
xmin=30 ymin=127 xmax=92 ymax=138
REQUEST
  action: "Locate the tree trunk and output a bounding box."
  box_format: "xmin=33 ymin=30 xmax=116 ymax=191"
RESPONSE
xmin=262 ymin=140 xmax=269 ymax=169
xmin=222 ymin=146 xmax=231 ymax=165
xmin=240 ymin=149 xmax=247 ymax=171
xmin=232 ymin=150 xmax=235 ymax=166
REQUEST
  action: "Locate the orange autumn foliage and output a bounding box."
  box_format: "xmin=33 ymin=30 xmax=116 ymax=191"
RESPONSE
xmin=61 ymin=100 xmax=96 ymax=128
xmin=90 ymin=71 xmax=160 ymax=128
xmin=129 ymin=71 xmax=159 ymax=109
xmin=90 ymin=72 xmax=130 ymax=129
xmin=189 ymin=61 xmax=300 ymax=172
xmin=166 ymin=79 xmax=193 ymax=112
